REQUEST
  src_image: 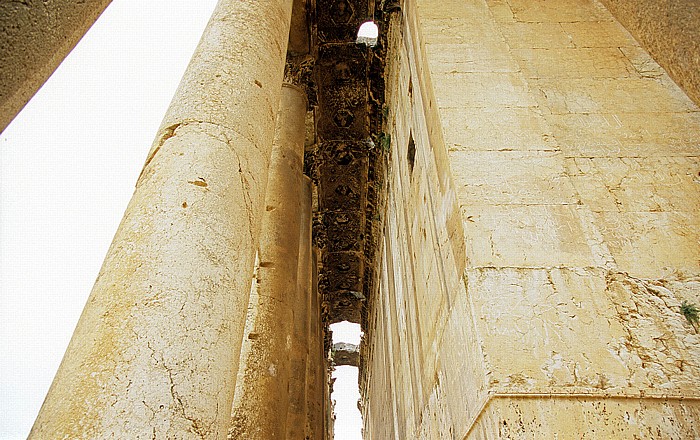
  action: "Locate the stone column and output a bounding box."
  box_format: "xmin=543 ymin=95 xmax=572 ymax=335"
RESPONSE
xmin=229 ymin=83 xmax=307 ymax=439
xmin=0 ymin=0 xmax=112 ymax=133
xmin=286 ymin=176 xmax=313 ymax=438
xmin=306 ymin=248 xmax=325 ymax=439
xmin=29 ymin=1 xmax=293 ymax=439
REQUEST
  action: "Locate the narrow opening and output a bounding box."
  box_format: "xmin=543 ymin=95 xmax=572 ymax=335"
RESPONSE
xmin=356 ymin=21 xmax=379 ymax=47
xmin=331 ymin=321 xmax=362 ymax=345
xmin=407 ymin=134 xmax=416 ymax=175
xmin=330 ymin=321 xmax=363 ymax=439
xmin=332 ymin=366 xmax=362 ymax=439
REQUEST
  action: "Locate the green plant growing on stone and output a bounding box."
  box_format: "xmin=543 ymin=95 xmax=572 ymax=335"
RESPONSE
xmin=681 ymin=301 xmax=699 ymax=330
xmin=375 ymin=132 xmax=391 ymax=152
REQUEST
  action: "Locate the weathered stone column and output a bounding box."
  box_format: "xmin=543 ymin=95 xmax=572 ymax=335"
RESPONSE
xmin=286 ymin=176 xmax=313 ymax=438
xmin=29 ymin=1 xmax=293 ymax=439
xmin=229 ymin=83 xmax=307 ymax=439
xmin=0 ymin=0 xmax=112 ymax=133
xmin=306 ymin=248 xmax=325 ymax=439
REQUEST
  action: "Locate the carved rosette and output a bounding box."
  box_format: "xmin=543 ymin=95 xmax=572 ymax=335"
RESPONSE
xmin=311 ymin=0 xmax=389 ymax=329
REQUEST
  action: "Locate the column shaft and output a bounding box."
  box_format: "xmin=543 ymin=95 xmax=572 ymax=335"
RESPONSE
xmin=29 ymin=1 xmax=293 ymax=439
xmin=306 ymin=248 xmax=325 ymax=439
xmin=286 ymin=176 xmax=313 ymax=438
xmin=229 ymin=83 xmax=307 ymax=439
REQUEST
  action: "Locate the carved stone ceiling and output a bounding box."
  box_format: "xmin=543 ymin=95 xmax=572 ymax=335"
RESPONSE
xmin=304 ymin=0 xmax=389 ymax=335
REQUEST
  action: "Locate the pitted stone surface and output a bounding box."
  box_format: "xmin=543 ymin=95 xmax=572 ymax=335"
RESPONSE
xmin=361 ymin=0 xmax=700 ymax=438
xmin=29 ymin=1 xmax=295 ymax=438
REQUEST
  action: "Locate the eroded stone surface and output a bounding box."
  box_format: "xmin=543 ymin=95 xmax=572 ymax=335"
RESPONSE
xmin=229 ymin=84 xmax=306 ymax=440
xmin=362 ymin=0 xmax=700 ymax=438
xmin=30 ymin=1 xmax=294 ymax=438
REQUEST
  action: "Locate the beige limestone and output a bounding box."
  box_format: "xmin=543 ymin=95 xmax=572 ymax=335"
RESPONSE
xmin=545 ymin=112 xmax=700 ymax=157
xmin=450 ymin=151 xmax=579 ymax=205
xmin=468 ymin=396 xmax=700 ymax=439
xmin=363 ymin=0 xmax=700 ymax=438
xmin=29 ymin=1 xmax=293 ymax=439
xmin=559 ymin=20 xmax=639 ymax=48
xmin=508 ymin=0 xmax=611 ymax=22
xmin=532 ymin=77 xmax=697 ymax=114
xmin=433 ymin=72 xmax=537 ymax=108
xmin=229 ymin=83 xmax=306 ymax=440
xmin=498 ymin=22 xmax=574 ymax=49
xmin=286 ymin=176 xmax=313 ymax=438
xmin=425 ymin=43 xmax=518 ymax=74
xmin=441 ymin=107 xmax=558 ymax=152
xmin=0 ymin=0 xmax=112 ymax=133
xmin=512 ymin=48 xmax=636 ymax=79
xmin=306 ymin=248 xmax=325 ymax=439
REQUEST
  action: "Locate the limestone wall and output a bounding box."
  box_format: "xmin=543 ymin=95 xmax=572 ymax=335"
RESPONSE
xmin=363 ymin=0 xmax=700 ymax=438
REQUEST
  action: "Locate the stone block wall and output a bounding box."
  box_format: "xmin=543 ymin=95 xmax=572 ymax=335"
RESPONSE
xmin=362 ymin=0 xmax=700 ymax=438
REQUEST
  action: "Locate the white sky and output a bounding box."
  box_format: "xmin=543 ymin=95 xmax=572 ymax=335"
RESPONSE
xmin=333 ymin=366 xmax=363 ymax=440
xmin=331 ymin=320 xmax=363 ymax=345
xmin=331 ymin=322 xmax=364 ymax=439
xmin=0 ymin=1 xmax=362 ymax=438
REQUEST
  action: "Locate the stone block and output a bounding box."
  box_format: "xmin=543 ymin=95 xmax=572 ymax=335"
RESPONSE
xmin=440 ymin=106 xmax=557 ymax=152
xmin=499 ymin=22 xmax=575 ymax=49
xmin=420 ymin=18 xmax=501 ymax=45
xmin=449 ymin=150 xmax=579 ymax=205
xmin=461 ymin=205 xmax=597 ymax=268
xmin=508 ymin=0 xmax=611 ymax=22
xmin=544 ymin=112 xmax=700 ymax=157
xmin=433 ymin=73 xmax=537 ymax=108
xmin=620 ymin=46 xmax=667 ymax=79
xmin=472 ymin=397 xmax=700 ymax=439
xmin=566 ymin=156 xmax=700 ymax=214
xmin=468 ymin=267 xmax=629 ymax=392
xmin=425 ymin=43 xmax=518 ymax=74
xmin=485 ymin=0 xmax=516 ymax=23
xmin=468 ymin=267 xmax=700 ymax=395
xmin=512 ymin=48 xmax=635 ymax=79
xmin=596 ymin=157 xmax=700 ymax=212
xmin=415 ymin=0 xmax=491 ymax=20
xmin=593 ymin=210 xmax=700 ymax=278
xmin=561 ymin=20 xmax=640 ymax=48
xmin=532 ymin=78 xmax=699 ymax=114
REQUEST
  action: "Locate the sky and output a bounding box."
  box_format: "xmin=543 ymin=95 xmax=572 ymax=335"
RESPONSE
xmin=332 ymin=322 xmax=364 ymax=440
xmin=0 ymin=2 xmax=363 ymax=438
